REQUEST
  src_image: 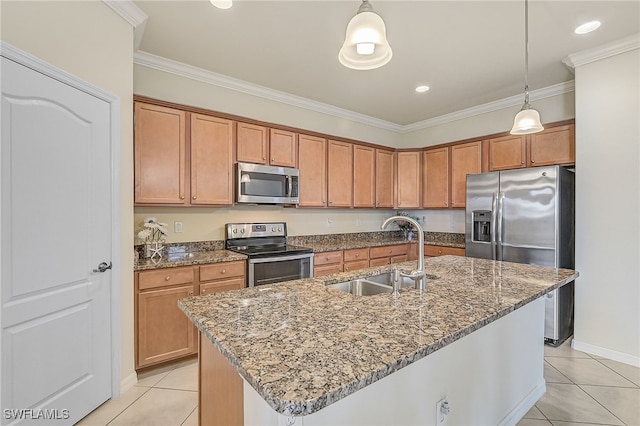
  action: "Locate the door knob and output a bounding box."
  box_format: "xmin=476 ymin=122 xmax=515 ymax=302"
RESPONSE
xmin=93 ymin=261 xmax=112 ymax=273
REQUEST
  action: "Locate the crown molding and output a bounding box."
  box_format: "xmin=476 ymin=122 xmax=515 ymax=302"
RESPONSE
xmin=402 ymin=81 xmax=575 ymax=133
xmin=562 ymin=33 xmax=640 ymax=70
xmin=102 ymin=0 xmax=148 ymax=51
xmin=134 ymin=51 xmax=404 ymax=132
xmin=134 ymin=50 xmax=574 ymax=134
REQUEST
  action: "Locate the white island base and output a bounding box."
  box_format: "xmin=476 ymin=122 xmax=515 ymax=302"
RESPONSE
xmin=236 ymin=297 xmax=546 ymax=426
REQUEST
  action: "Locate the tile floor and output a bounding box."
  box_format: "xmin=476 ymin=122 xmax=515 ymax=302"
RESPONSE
xmin=78 ymin=339 xmax=639 ymax=426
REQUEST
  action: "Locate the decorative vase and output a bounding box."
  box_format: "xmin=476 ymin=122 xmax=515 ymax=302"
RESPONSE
xmin=144 ymin=241 xmax=164 ymax=259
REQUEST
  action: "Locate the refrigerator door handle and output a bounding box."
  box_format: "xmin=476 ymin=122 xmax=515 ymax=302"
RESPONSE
xmin=496 ymin=191 xmax=505 ymax=261
xmin=491 ymin=192 xmax=498 ymax=260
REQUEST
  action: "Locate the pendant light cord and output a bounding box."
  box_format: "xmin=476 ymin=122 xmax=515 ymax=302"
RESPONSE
xmin=523 ymin=0 xmax=530 ymax=107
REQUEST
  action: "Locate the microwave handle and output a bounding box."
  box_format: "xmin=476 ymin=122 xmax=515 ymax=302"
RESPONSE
xmin=286 ymin=175 xmax=292 ymax=196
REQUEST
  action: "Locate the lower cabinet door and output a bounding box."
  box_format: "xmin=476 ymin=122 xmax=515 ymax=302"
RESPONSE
xmin=369 ymin=257 xmax=391 ymax=267
xmin=343 ymin=260 xmax=370 ymax=272
xmin=314 ymin=264 xmax=343 ymax=277
xmin=137 ymin=284 xmax=196 ymax=368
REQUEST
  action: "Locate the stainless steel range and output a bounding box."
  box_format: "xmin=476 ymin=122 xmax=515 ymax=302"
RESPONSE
xmin=225 ymin=222 xmax=314 ymax=287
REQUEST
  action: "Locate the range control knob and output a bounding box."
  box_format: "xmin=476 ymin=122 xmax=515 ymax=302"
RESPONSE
xmin=278 ymin=227 xmax=282 ymax=232
xmin=272 ymin=227 xmax=276 ymax=232
xmin=233 ymin=229 xmax=237 ymax=234
xmin=240 ymin=228 xmax=245 ymax=234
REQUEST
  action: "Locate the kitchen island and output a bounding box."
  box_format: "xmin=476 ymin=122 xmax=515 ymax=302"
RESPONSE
xmin=179 ymin=255 xmax=578 ymax=425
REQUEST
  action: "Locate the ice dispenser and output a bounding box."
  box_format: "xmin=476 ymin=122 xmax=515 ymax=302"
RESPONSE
xmin=472 ymin=210 xmax=492 ymax=242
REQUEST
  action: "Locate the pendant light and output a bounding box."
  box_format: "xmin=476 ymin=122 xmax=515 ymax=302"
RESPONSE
xmin=510 ymin=0 xmax=544 ymax=135
xmin=338 ymin=0 xmax=392 ymax=70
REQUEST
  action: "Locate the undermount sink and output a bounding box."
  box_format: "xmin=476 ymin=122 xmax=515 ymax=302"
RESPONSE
xmin=327 ymin=279 xmax=393 ymax=296
xmin=327 ymin=271 xmax=439 ymax=296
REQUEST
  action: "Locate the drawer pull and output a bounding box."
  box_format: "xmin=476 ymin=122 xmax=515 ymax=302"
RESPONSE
xmin=189 ymin=291 xmax=194 ymax=296
xmin=165 ymin=276 xmax=171 ymax=281
xmin=201 ymin=289 xmax=206 ymax=295
xmin=221 ymin=269 xmax=226 ymax=274
xmin=355 ymin=253 xmax=359 ymax=257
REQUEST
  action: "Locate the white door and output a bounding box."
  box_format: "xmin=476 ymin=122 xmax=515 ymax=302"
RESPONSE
xmin=1 ymin=56 xmax=112 ymax=424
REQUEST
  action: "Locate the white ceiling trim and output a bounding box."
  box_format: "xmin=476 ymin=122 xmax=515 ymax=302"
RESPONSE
xmin=134 ymin=50 xmax=574 ymax=134
xmin=134 ymin=50 xmax=404 ymax=132
xmin=102 ymin=0 xmax=148 ymax=51
xmin=562 ymin=33 xmax=640 ymax=70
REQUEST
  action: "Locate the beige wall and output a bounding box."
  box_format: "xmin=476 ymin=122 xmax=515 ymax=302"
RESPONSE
xmin=573 ymin=46 xmax=640 ymax=364
xmin=1 ymin=1 xmax=136 ymax=389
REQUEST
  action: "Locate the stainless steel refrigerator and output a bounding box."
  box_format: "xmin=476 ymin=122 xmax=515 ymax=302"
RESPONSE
xmin=465 ymin=166 xmax=575 ymax=346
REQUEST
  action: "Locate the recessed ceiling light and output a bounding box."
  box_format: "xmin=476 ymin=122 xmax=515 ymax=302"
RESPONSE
xmin=210 ymin=0 xmax=232 ymax=9
xmin=575 ymin=20 xmax=601 ymax=35
xmin=415 ymin=85 xmax=430 ymax=93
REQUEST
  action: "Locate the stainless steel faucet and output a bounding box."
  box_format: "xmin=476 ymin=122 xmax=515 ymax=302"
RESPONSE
xmin=381 ymin=215 xmax=426 ymax=291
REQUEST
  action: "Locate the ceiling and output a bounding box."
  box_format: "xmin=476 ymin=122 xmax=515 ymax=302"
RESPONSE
xmin=133 ymin=1 xmax=639 ymax=126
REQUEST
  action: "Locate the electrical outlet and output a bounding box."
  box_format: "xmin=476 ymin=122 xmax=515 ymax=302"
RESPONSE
xmin=422 ymin=215 xmax=427 ymax=224
xmin=436 ymin=397 xmax=450 ymax=425
xmin=327 ymin=218 xmax=333 ymax=228
xmin=174 ymin=221 xmax=183 ymax=233
xmin=356 ymin=218 xmax=362 ymax=227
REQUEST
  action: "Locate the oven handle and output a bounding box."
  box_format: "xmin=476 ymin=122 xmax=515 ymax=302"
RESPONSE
xmin=248 ymin=253 xmax=314 ymax=264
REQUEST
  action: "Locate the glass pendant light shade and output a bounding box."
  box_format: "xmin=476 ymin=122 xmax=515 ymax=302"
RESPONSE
xmin=338 ymin=1 xmax=392 ymax=70
xmin=510 ymin=107 xmax=544 ymax=134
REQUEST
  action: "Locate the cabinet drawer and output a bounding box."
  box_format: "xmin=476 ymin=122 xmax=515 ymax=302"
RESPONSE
xmin=369 ymin=244 xmax=408 ymax=259
xmin=200 ymin=261 xmax=245 ymax=282
xmin=424 ymin=245 xmax=465 ymax=257
xmin=369 ymin=257 xmax=391 ymax=267
xmin=138 ymin=266 xmax=194 ymax=291
xmin=343 ymin=260 xmax=369 ymax=272
xmin=390 ymin=255 xmax=408 ymax=264
xmin=314 ymin=264 xmax=343 ymax=277
xmin=314 ymin=250 xmax=343 ymax=266
xmin=199 ymin=277 xmax=245 ymax=295
xmin=343 ymin=248 xmax=369 ymax=262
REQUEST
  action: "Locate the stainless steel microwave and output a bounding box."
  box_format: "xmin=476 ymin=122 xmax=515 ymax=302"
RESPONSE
xmin=236 ymin=162 xmax=300 ymax=205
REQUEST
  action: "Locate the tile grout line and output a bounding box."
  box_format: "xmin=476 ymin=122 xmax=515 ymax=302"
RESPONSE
xmin=180 ymin=406 xmax=198 ymax=426
xmin=104 ymin=386 xmax=152 ymax=426
xmin=592 ymin=357 xmax=640 ymax=389
xmin=575 ymin=383 xmax=629 ymax=426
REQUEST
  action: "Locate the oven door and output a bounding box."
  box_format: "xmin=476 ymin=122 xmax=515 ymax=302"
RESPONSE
xmin=248 ymin=253 xmax=314 ymax=287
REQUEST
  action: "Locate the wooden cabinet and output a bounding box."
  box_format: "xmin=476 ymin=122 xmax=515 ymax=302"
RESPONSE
xmin=190 ymin=113 xmax=234 ymax=205
xmin=369 ymin=244 xmax=409 ymax=266
xmin=375 ymin=149 xmax=394 ymax=208
xmin=424 ymin=245 xmax=465 ymax=257
xmin=269 ymin=128 xmax=297 ymax=167
xmin=135 ymin=261 xmax=245 ymax=369
xmin=236 ymin=122 xmax=268 ymax=164
xmin=396 ymin=151 xmax=421 ymax=209
xmin=423 ymin=147 xmax=450 ymax=208
xmin=136 ymin=266 xmax=196 ymax=368
xmin=488 ymin=124 xmax=575 ymax=171
xmin=327 ymin=140 xmax=353 ymax=207
xmin=314 ymin=250 xmax=344 ymax=277
xmin=487 ymin=134 xmax=526 ymax=171
xmin=236 ymin=124 xmax=297 ymax=167
xmin=450 ymin=141 xmax=482 ymax=208
xmin=199 ymin=261 xmax=245 ymax=295
xmin=134 ymin=102 xmax=234 ymax=206
xmin=529 ymin=124 xmax=574 ymax=167
xmin=134 ymin=102 xmax=187 ymax=204
xmin=343 ymin=248 xmax=370 ymax=272
xmin=298 ymin=134 xmax=327 ymax=207
xmin=353 ymin=145 xmax=376 ymax=208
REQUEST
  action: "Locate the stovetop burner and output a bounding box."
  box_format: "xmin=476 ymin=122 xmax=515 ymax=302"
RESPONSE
xmin=225 ymin=222 xmax=312 ymax=258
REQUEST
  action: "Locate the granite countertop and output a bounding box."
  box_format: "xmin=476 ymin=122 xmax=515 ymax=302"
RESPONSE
xmin=134 ymin=249 xmax=246 ymax=271
xmin=178 ymin=255 xmax=578 ymax=416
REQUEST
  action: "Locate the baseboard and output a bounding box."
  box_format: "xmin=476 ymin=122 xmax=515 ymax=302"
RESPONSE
xmin=572 ymin=339 xmax=640 ymax=367
xmin=498 ymin=380 xmax=546 ymax=426
xmin=120 ymin=371 xmax=138 ymax=395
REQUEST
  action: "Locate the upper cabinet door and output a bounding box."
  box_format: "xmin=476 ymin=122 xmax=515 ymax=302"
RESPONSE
xmin=353 ymin=145 xmax=376 ymax=208
xmin=134 ymin=102 xmax=187 ymax=204
xmin=190 ymin=114 xmax=235 ymax=205
xmin=396 ymin=151 xmax=421 ymax=209
xmin=375 ymin=149 xmax=394 ymax=208
xmin=488 ymin=134 xmax=526 ymax=171
xmin=450 ymin=141 xmax=482 ymax=208
xmin=236 ymin=122 xmax=268 ymax=164
xmin=269 ymin=129 xmax=297 ymax=167
xmin=529 ymin=124 xmax=575 ymax=167
xmin=327 ymin=140 xmax=353 ymax=207
xmin=423 ymin=147 xmax=450 ymax=208
xmin=298 ymin=134 xmax=327 ymax=207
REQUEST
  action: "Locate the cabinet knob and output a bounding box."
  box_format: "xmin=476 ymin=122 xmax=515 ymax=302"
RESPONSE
xmin=444 ymin=202 xmax=448 ymax=206
xmin=263 ymin=156 xmax=266 ymax=160
xmin=438 ymin=250 xmax=442 ymax=254
xmin=531 ymin=159 xmax=536 ymax=163
xmin=192 ymin=195 xmax=197 ymax=200
xmin=189 ymin=290 xmax=194 ymax=296
xmin=521 ymin=161 xmax=525 ymax=165
xmin=345 ymin=266 xmax=350 ymax=271
xmin=180 ymin=195 xmax=185 ymax=200
xmin=271 ymin=157 xmax=275 ymax=161
xmin=221 ymin=269 xmax=226 ymax=274
xmin=201 ymin=289 xmax=206 ymax=295
xmin=355 ymin=253 xmax=359 ymax=258
xmin=165 ymin=276 xmax=171 ymax=281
